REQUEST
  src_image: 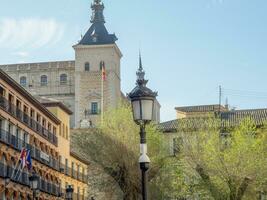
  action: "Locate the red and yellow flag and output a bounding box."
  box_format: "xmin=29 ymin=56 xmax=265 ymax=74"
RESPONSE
xmin=101 ymin=61 xmax=106 ymax=81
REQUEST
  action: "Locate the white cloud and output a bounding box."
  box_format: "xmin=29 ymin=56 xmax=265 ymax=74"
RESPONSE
xmin=0 ymin=18 xmax=64 ymax=49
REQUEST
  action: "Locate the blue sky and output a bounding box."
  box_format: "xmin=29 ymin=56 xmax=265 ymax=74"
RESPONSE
xmin=1 ymin=0 xmax=267 ymax=122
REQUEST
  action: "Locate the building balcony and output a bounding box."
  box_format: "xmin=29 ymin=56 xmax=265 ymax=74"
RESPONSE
xmin=0 ymin=128 xmax=59 ymax=171
xmin=0 ymin=162 xmax=61 ymax=197
xmin=59 ymin=163 xmax=88 ymax=184
xmin=0 ymin=128 xmax=88 ymax=183
xmin=0 ymin=95 xmax=58 ymax=146
xmin=84 ymin=109 xmax=101 ymax=116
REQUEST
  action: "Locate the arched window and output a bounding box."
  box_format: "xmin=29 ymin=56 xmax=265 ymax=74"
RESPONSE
xmin=40 ymin=75 xmax=48 ymax=86
xmin=99 ymin=61 xmax=105 ymax=71
xmin=60 ymin=74 xmax=67 ymax=85
xmin=1 ymin=154 xmax=6 ymax=165
xmin=84 ymin=62 xmax=90 ymax=71
xmin=1 ymin=154 xmax=7 ymax=179
xmin=20 ymin=76 xmax=27 ymax=87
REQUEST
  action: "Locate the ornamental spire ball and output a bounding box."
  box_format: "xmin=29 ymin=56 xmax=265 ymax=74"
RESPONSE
xmin=91 ymin=0 xmax=105 ymax=24
xmin=94 ymin=0 xmax=102 ymax=4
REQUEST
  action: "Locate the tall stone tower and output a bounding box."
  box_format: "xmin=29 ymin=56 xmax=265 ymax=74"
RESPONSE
xmin=73 ymin=0 xmax=122 ymax=128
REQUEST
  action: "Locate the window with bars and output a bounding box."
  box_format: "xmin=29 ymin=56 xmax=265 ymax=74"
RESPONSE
xmin=40 ymin=75 xmax=48 ymax=86
xmin=20 ymin=76 xmax=27 ymax=87
xmin=60 ymin=74 xmax=68 ymax=85
xmin=85 ymin=62 xmax=90 ymax=71
xmin=91 ymin=102 xmax=98 ymax=114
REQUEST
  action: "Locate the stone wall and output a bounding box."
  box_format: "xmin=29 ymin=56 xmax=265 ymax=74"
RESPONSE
xmin=74 ymin=44 xmax=122 ymax=128
xmin=0 ymin=61 xmax=76 ymax=127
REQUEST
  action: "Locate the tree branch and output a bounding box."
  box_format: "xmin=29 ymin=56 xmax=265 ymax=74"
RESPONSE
xmin=236 ymin=177 xmax=251 ymax=200
xmin=196 ymin=164 xmax=224 ymax=200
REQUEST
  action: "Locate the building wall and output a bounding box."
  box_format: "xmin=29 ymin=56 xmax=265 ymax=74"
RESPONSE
xmin=0 ymin=61 xmax=76 ymax=127
xmin=73 ymin=44 xmax=122 ymax=128
xmin=0 ymin=71 xmax=88 ymax=200
xmin=153 ymin=99 xmax=161 ymax=123
xmin=0 ymin=45 xmax=123 ymax=129
xmin=45 ymin=106 xmax=88 ymax=199
xmin=0 ymin=76 xmax=61 ymax=200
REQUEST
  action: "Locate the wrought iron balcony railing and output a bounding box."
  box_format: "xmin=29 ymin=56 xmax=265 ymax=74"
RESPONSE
xmin=0 ymin=95 xmax=58 ymax=146
xmin=0 ymin=162 xmax=61 ymax=197
xmin=84 ymin=109 xmax=101 ymax=116
xmin=0 ymin=128 xmax=87 ymax=183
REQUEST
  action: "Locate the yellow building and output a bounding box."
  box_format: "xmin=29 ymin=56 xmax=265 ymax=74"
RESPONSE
xmin=175 ymin=104 xmax=228 ymax=119
xmin=0 ymin=69 xmax=88 ymax=200
xmin=41 ymin=99 xmax=89 ymax=200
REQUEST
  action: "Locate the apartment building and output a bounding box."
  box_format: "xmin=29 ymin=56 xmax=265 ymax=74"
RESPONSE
xmin=0 ymin=69 xmax=88 ymax=200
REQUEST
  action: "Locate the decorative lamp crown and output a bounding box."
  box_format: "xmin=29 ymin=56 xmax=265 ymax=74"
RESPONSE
xmin=128 ymin=52 xmax=158 ymax=124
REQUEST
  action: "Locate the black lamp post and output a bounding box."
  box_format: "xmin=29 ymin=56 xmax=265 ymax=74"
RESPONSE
xmin=29 ymin=173 xmax=39 ymax=200
xmin=128 ymin=54 xmax=157 ymax=200
xmin=66 ymin=185 xmax=74 ymax=200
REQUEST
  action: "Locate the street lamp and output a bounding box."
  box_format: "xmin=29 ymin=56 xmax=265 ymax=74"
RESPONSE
xmin=128 ymin=53 xmax=157 ymax=200
xmin=66 ymin=185 xmax=74 ymax=200
xmin=29 ymin=173 xmax=39 ymax=200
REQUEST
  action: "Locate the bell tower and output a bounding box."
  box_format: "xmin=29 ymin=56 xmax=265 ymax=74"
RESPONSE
xmin=73 ymin=0 xmax=122 ymax=128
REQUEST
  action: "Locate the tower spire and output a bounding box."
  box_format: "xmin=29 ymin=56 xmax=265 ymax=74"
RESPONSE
xmin=78 ymin=0 xmax=117 ymax=45
xmin=136 ymin=51 xmax=148 ymax=87
xmin=139 ymin=50 xmax=143 ymax=71
xmin=91 ymin=0 xmax=105 ymax=24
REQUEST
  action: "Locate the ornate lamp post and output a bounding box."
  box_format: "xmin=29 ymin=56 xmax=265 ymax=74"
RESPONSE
xmin=66 ymin=185 xmax=74 ymax=200
xmin=128 ymin=54 xmax=157 ymax=200
xmin=29 ymin=173 xmax=39 ymax=200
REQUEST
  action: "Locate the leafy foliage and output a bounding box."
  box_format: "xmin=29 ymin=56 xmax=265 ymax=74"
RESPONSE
xmin=179 ymin=118 xmax=267 ymax=200
xmin=72 ymin=104 xmax=168 ymax=199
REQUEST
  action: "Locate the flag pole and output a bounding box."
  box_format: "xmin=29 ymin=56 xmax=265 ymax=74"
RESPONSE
xmin=101 ymin=62 xmax=104 ymax=124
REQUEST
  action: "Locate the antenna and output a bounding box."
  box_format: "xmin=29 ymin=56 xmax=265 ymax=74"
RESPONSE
xmin=219 ymin=85 xmax=222 ymax=113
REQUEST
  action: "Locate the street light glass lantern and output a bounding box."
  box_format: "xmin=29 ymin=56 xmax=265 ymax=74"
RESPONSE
xmin=128 ymin=54 xmax=157 ymax=125
xmin=29 ymin=173 xmax=38 ymax=190
xmin=66 ymin=185 xmax=74 ymax=199
xmin=131 ymin=97 xmax=155 ymax=122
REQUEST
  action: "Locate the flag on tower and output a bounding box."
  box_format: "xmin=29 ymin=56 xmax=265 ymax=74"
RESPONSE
xmin=101 ymin=61 xmax=106 ymax=81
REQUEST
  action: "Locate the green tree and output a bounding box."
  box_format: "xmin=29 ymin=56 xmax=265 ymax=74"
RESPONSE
xmin=179 ymin=118 xmax=267 ymax=200
xmin=72 ymin=104 xmax=168 ymax=200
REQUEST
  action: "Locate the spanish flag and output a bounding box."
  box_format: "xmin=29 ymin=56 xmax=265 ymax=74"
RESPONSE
xmin=101 ymin=61 xmax=106 ymax=81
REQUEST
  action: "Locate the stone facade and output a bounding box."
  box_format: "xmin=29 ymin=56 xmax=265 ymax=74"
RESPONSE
xmin=0 ymin=61 xmax=76 ymax=127
xmin=0 ymin=70 xmax=89 ymax=200
xmin=73 ymin=44 xmax=122 ymax=127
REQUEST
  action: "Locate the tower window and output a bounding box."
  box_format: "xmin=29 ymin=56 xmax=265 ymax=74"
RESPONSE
xmin=91 ymin=102 xmax=99 ymax=115
xmin=60 ymin=74 xmax=67 ymax=85
xmin=20 ymin=76 xmax=27 ymax=87
xmin=92 ymin=36 xmax=97 ymax=43
xmin=40 ymin=75 xmax=48 ymax=86
xmin=85 ymin=62 xmax=90 ymax=71
xmin=100 ymin=61 xmax=105 ymax=71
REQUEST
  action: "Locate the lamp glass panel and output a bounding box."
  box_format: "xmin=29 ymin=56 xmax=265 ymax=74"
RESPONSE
xmin=33 ymin=179 xmax=38 ymax=189
xmin=141 ymin=99 xmax=153 ymax=121
xmin=30 ymin=181 xmax=33 ymax=189
xmin=132 ymin=100 xmax=141 ymax=120
xmin=66 ymin=192 xmax=73 ymax=198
